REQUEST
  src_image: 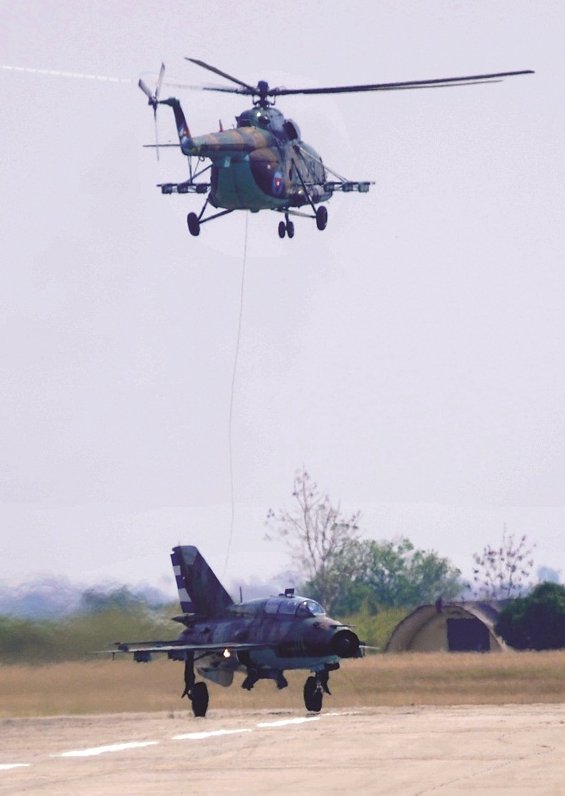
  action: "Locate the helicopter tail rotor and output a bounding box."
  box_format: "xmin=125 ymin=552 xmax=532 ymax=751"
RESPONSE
xmin=138 ymin=63 xmax=165 ymax=160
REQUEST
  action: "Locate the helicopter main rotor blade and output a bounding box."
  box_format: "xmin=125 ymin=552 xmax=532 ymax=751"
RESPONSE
xmin=271 ymin=69 xmax=534 ymax=97
xmin=200 ymin=85 xmax=250 ymax=94
xmin=185 ymin=57 xmax=256 ymax=93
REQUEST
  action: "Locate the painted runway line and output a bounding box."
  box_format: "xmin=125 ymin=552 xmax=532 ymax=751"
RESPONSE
xmin=173 ymin=728 xmax=252 ymax=741
xmin=256 ymin=716 xmax=321 ymax=728
xmin=59 ymin=741 xmax=159 ymax=758
xmin=2 ymin=711 xmax=352 ymax=772
xmin=0 ymin=764 xmax=30 ymax=771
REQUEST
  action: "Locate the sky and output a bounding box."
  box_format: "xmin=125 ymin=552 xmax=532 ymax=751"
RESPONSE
xmin=1 ymin=1 xmax=564 ymax=599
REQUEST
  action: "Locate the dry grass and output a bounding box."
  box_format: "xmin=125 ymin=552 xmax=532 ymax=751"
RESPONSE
xmin=2 ymin=650 xmax=565 ymax=717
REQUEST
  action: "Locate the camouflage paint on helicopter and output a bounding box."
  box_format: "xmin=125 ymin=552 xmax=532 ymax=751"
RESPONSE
xmin=163 ymin=98 xmax=330 ymax=212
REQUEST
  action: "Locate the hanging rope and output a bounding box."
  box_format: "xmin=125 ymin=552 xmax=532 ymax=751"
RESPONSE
xmin=222 ymin=212 xmax=249 ymax=579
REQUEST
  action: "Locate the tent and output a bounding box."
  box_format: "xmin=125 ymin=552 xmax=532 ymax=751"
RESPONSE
xmin=385 ymin=600 xmax=507 ymax=653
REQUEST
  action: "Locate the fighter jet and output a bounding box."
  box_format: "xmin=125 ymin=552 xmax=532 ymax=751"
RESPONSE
xmin=114 ymin=545 xmax=363 ymax=716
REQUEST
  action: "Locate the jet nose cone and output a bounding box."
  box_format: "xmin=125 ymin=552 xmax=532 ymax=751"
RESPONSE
xmin=330 ymin=629 xmax=361 ymax=658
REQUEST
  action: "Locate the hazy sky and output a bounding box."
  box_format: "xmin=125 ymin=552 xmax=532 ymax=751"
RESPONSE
xmin=1 ymin=1 xmax=563 ymax=597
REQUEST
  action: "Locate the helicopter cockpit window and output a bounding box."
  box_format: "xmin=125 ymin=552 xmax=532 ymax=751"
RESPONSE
xmin=283 ymin=119 xmax=300 ymax=141
xmin=236 ymin=110 xmax=255 ymax=127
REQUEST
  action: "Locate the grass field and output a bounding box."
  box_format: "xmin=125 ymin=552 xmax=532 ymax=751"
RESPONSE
xmin=2 ymin=651 xmax=565 ymax=717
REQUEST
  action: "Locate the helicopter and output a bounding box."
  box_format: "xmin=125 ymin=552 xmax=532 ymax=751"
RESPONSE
xmin=139 ymin=59 xmax=533 ymax=239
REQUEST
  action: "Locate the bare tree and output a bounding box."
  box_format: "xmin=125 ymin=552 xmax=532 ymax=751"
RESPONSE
xmin=472 ymin=527 xmax=535 ymax=599
xmin=265 ymin=469 xmax=361 ymax=611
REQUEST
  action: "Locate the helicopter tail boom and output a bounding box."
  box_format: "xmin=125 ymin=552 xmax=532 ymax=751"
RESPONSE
xmin=158 ymin=97 xmax=193 ymax=156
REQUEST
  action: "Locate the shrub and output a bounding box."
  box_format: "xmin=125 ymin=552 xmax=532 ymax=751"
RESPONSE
xmin=495 ymin=582 xmax=565 ymax=650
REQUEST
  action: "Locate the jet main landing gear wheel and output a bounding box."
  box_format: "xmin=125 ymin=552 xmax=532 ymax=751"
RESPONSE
xmin=191 ymin=681 xmax=209 ymax=717
xmin=303 ymin=675 xmax=323 ymax=712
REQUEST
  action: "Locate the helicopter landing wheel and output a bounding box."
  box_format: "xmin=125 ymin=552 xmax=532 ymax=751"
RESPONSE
xmin=315 ymin=205 xmax=328 ymax=231
xmin=286 ymin=220 xmax=295 ymax=239
xmin=187 ymin=212 xmax=201 ymax=237
xmin=278 ymin=220 xmax=286 ymax=238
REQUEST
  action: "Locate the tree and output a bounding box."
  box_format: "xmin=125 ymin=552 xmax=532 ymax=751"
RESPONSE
xmin=266 ymin=470 xmax=463 ymax=614
xmin=265 ymin=469 xmax=361 ymax=612
xmin=495 ymin=582 xmax=565 ymax=650
xmin=328 ymin=537 xmax=463 ymax=613
xmin=472 ymin=529 xmax=535 ymax=599
xmin=79 ymin=586 xmax=145 ymax=614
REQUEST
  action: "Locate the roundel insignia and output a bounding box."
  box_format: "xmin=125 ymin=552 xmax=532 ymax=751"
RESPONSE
xmin=272 ymin=171 xmax=284 ymax=196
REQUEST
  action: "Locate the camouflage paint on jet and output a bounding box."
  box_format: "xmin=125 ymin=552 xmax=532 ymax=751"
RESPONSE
xmin=115 ymin=545 xmax=363 ymax=716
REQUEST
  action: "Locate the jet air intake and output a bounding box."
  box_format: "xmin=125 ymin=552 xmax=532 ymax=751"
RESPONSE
xmin=330 ymin=629 xmax=361 ymax=658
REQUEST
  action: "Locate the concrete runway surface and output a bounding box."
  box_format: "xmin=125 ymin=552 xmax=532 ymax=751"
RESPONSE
xmin=1 ymin=704 xmax=564 ymax=795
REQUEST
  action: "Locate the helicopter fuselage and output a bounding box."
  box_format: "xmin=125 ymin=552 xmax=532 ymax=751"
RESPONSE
xmin=166 ymin=99 xmax=331 ymax=211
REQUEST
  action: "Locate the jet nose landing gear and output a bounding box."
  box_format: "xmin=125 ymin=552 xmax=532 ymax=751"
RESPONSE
xmin=303 ymin=675 xmax=323 ymax=712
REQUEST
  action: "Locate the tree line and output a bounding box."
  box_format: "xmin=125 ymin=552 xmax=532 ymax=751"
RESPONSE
xmin=266 ymin=469 xmax=464 ymax=615
xmin=267 ymin=469 xmax=565 ymax=651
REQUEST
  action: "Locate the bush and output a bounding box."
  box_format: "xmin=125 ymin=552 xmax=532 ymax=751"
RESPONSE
xmin=337 ymin=607 xmax=406 ymax=650
xmin=0 ymin=605 xmax=175 ymax=664
xmin=495 ymin=582 xmax=565 ymax=650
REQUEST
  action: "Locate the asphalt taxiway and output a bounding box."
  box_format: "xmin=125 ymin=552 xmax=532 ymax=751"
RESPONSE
xmin=1 ymin=704 xmax=565 ymax=794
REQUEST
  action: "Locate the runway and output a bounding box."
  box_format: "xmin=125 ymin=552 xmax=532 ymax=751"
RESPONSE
xmin=1 ymin=704 xmax=565 ymax=794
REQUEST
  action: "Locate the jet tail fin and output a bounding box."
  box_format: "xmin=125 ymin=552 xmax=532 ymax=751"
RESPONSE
xmin=171 ymin=546 xmax=233 ymax=617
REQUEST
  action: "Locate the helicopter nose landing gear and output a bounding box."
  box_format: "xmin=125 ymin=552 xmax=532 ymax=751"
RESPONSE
xmin=278 ymin=215 xmax=295 ymax=239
